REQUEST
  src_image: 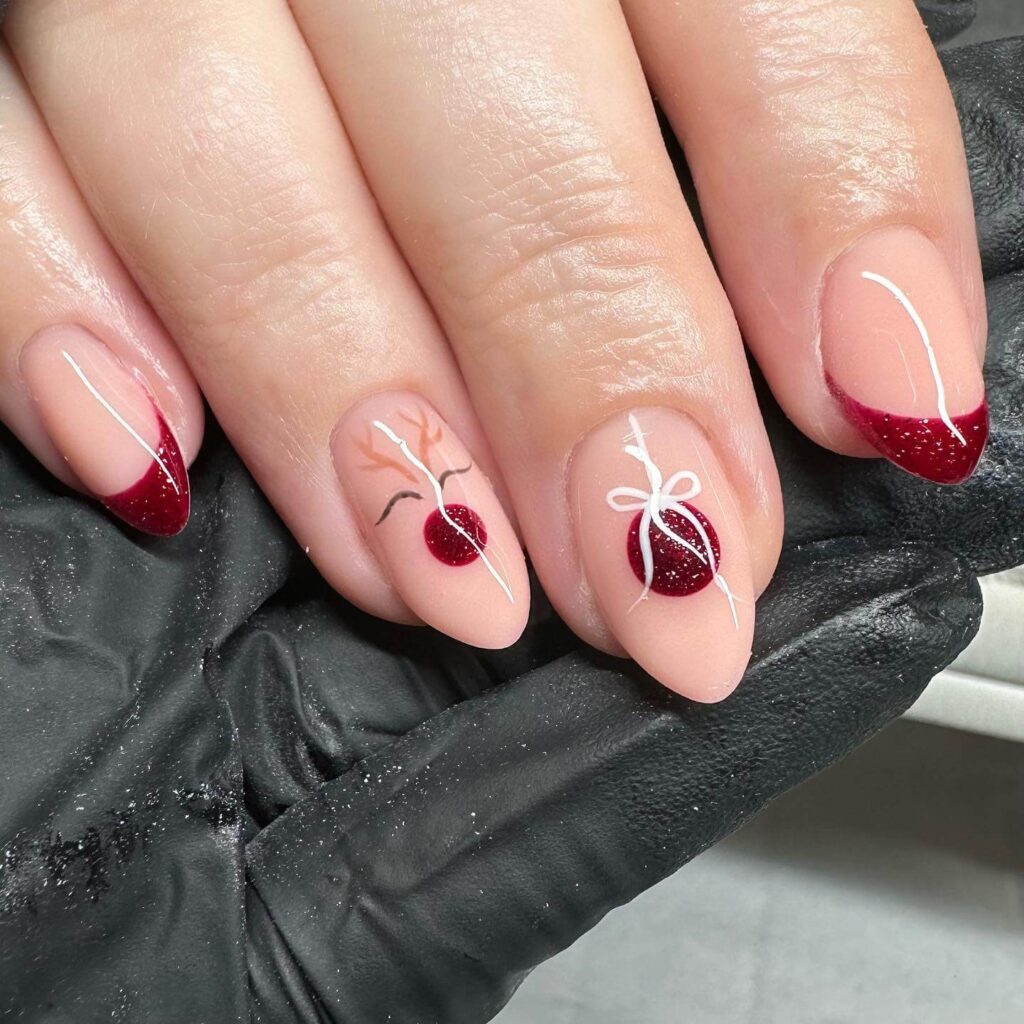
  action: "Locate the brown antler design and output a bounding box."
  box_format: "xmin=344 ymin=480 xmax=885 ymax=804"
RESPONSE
xmin=356 ymin=427 xmax=418 ymax=483
xmin=399 ymin=408 xmax=444 ymax=473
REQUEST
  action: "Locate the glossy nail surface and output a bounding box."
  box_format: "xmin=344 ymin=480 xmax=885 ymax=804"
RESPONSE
xmin=21 ymin=325 xmax=189 ymax=535
xmin=821 ymin=226 xmax=987 ymax=484
xmin=570 ymin=408 xmax=754 ymax=702
xmin=332 ymin=392 xmax=529 ymax=648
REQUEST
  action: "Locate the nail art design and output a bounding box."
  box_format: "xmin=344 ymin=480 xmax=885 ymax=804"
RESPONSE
xmin=827 ymin=378 xmax=988 ymax=486
xmin=820 ymin=228 xmax=988 ymax=485
xmin=606 ymin=414 xmax=739 ymax=626
xmin=825 ymin=269 xmax=989 ymax=484
xmin=99 ymin=403 xmax=190 ymax=537
xmin=20 ymin=326 xmax=191 ymax=537
xmin=358 ymin=410 xmax=512 ymax=600
xmin=60 ymin=351 xmax=190 ymax=537
xmin=861 ymin=272 xmax=962 ymax=440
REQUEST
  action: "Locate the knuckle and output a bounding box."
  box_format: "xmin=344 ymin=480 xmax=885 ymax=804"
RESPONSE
xmin=128 ymin=75 xmax=370 ymax=354
xmin=738 ymin=1 xmax=927 ymax=157
xmin=744 ymin=0 xmax=913 ymax=86
xmin=177 ymin=204 xmax=369 ymax=356
xmin=441 ymin=141 xmax=692 ymax=375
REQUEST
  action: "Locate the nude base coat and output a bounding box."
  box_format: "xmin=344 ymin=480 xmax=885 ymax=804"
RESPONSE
xmin=20 ymin=325 xmax=190 ymax=536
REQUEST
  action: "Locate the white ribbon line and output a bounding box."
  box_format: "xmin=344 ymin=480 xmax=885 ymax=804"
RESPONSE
xmin=63 ymin=351 xmax=180 ymax=494
xmin=861 ymin=271 xmax=967 ymax=446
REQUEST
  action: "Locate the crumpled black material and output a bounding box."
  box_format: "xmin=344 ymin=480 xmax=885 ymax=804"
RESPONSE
xmin=1 ymin=4 xmax=1023 ymax=1023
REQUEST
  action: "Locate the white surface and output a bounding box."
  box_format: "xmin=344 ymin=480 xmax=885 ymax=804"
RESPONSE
xmin=908 ymin=669 xmax=1024 ymax=742
xmin=905 ymin=569 xmax=1024 ymax=741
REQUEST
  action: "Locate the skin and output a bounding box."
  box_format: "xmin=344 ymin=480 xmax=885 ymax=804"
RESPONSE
xmin=0 ymin=0 xmax=984 ymax=699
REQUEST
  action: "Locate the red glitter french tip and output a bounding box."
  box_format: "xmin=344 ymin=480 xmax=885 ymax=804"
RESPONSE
xmin=19 ymin=325 xmax=191 ymax=539
xmin=827 ymin=375 xmax=988 ymax=485
xmin=101 ymin=411 xmax=191 ymax=536
xmin=819 ymin=227 xmax=988 ymax=487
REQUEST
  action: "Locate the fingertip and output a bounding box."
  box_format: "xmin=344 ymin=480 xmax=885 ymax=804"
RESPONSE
xmin=332 ymin=392 xmax=532 ymax=652
xmin=570 ymin=406 xmax=757 ymax=702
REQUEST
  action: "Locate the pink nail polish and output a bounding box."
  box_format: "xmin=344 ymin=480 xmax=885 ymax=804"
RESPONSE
xmin=570 ymin=408 xmax=754 ymax=702
xmin=20 ymin=325 xmax=190 ymax=536
xmin=821 ymin=226 xmax=988 ymax=484
xmin=332 ymin=392 xmax=529 ymax=649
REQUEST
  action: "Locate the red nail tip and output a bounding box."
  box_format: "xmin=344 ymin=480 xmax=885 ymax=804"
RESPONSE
xmin=423 ymin=503 xmax=487 ymax=566
xmin=101 ymin=411 xmax=190 ymax=536
xmin=627 ymin=503 xmax=720 ymax=596
xmin=827 ymin=375 xmax=989 ymax=485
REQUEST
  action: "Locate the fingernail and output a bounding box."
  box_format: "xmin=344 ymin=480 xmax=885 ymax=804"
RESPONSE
xmin=570 ymin=408 xmax=754 ymax=702
xmin=821 ymin=226 xmax=988 ymax=484
xmin=332 ymin=392 xmax=529 ymax=649
xmin=20 ymin=325 xmax=190 ymax=536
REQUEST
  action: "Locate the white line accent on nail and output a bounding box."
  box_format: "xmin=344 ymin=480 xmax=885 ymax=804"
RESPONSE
xmin=860 ymin=270 xmax=967 ymax=446
xmin=62 ymin=351 xmax=180 ymax=494
xmin=606 ymin=413 xmax=740 ymax=628
xmin=371 ymin=418 xmax=514 ymax=603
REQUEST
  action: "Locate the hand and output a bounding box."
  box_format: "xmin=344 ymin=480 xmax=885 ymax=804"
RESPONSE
xmin=2 ymin=18 xmax=1023 ymax=1017
xmin=0 ymin=0 xmax=990 ymax=700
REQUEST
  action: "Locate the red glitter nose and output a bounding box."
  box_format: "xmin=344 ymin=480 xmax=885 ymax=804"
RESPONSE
xmin=424 ymin=504 xmax=487 ymax=566
xmin=627 ymin=503 xmax=719 ymax=596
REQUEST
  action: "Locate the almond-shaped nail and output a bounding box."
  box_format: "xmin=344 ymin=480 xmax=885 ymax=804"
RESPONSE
xmin=570 ymin=408 xmax=755 ymax=702
xmin=20 ymin=325 xmax=189 ymax=536
xmin=821 ymin=226 xmax=988 ymax=484
xmin=332 ymin=392 xmax=529 ymax=649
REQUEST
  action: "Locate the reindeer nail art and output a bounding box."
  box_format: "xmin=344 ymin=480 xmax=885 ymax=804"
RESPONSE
xmin=359 ymin=413 xmax=512 ymax=599
xmin=333 ymin=395 xmax=525 ymax=638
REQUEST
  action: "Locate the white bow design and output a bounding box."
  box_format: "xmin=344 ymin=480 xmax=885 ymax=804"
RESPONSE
xmin=606 ymin=414 xmax=739 ymax=627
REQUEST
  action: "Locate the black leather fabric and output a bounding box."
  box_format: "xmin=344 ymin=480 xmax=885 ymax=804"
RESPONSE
xmin=1 ymin=3 xmax=1022 ymax=1023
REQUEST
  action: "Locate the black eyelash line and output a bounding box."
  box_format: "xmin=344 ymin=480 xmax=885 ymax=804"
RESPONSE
xmin=375 ymin=490 xmax=423 ymax=525
xmin=437 ymin=464 xmax=471 ymax=488
xmin=373 ymin=464 xmax=472 ymax=526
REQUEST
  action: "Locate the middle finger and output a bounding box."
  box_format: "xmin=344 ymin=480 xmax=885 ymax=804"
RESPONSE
xmin=291 ymin=0 xmax=783 ymax=699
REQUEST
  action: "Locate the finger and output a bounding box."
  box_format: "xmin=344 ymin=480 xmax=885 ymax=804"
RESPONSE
xmin=247 ymin=538 xmax=981 ymax=1022
xmin=0 ymin=43 xmax=202 ymax=535
xmin=623 ymin=0 xmax=988 ymax=484
xmin=780 ymin=270 xmax=1024 ymax=578
xmin=289 ymin=0 xmax=784 ymax=701
xmin=4 ymin=1 xmax=530 ymax=647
